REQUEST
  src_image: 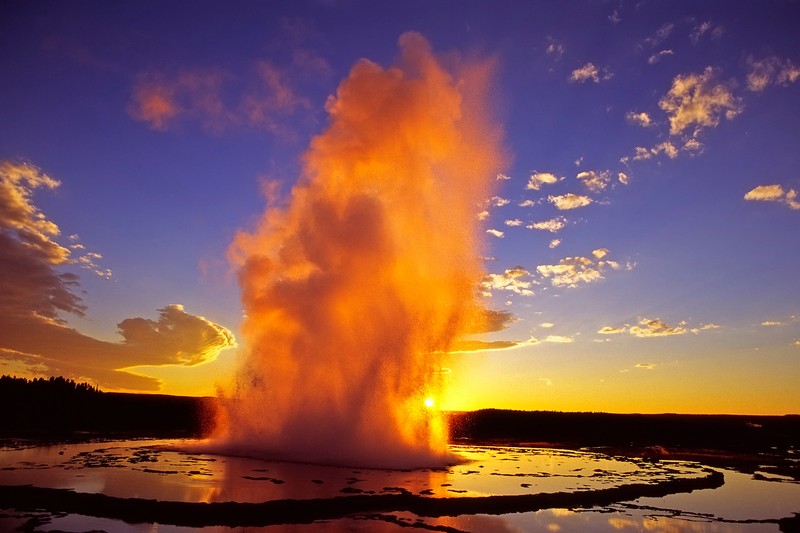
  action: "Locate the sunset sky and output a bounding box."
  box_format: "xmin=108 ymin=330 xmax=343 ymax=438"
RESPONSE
xmin=1 ymin=1 xmax=798 ymax=415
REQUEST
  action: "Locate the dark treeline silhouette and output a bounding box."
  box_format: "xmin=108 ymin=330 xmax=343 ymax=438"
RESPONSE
xmin=0 ymin=375 xmax=217 ymax=438
xmin=448 ymin=409 xmax=800 ymax=455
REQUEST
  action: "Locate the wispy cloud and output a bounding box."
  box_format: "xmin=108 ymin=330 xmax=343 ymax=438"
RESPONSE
xmin=746 ymin=56 xmax=800 ymax=92
xmin=598 ymin=318 xmax=719 ymax=338
xmin=648 ymin=49 xmax=674 ymax=65
xmin=744 ymin=184 xmax=800 ymax=210
xmin=128 ymin=52 xmax=324 ymax=134
xmin=690 ymin=21 xmax=724 ymax=43
xmin=643 ymin=22 xmax=675 ymax=49
xmin=548 ymin=193 xmax=593 ymax=210
xmin=486 ymin=228 xmax=505 ymax=238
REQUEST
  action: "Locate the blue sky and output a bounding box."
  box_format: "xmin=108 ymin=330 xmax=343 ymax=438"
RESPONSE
xmin=1 ymin=1 xmax=798 ymax=413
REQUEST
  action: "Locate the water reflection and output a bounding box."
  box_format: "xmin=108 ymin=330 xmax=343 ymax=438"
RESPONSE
xmin=0 ymin=440 xmax=798 ymax=531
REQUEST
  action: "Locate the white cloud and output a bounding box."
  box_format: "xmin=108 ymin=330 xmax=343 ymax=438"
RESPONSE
xmin=761 ymin=321 xmax=784 ymax=327
xmin=505 ymin=218 xmax=523 ymax=227
xmin=658 ymin=66 xmax=743 ymax=137
xmin=549 ymin=239 xmax=561 ymax=249
xmin=518 ymin=199 xmax=536 ymax=207
xmin=496 ymin=173 xmax=511 ymax=181
xmin=489 ymin=196 xmax=511 ymax=207
xmin=482 ymin=266 xmax=535 ymax=297
xmin=744 ymin=184 xmax=800 ymax=210
xmin=544 ymin=335 xmax=574 ymax=343
xmin=477 ymin=210 xmax=490 ymax=221
xmin=618 ymin=172 xmax=630 ymax=185
xmin=746 ymin=56 xmax=800 ymax=92
xmin=539 ymin=322 xmax=554 ymax=329
xmin=648 ymin=49 xmax=674 ymax=65
xmin=548 ymin=193 xmax=593 ymax=210
xmin=527 ymin=216 xmax=567 ymax=233
xmin=570 ymin=62 xmax=612 ymax=83
xmin=536 ymin=250 xmax=631 ymax=288
xmin=598 ymin=326 xmax=626 ymax=335
xmin=635 ymin=363 xmax=655 ymax=370
xmin=576 ymin=170 xmax=611 ymax=192
xmin=486 ymin=228 xmax=505 ymax=238
xmin=601 ymin=318 xmax=719 ymax=338
xmin=526 ymin=172 xmax=560 ymax=190
xmin=626 ymin=111 xmax=653 ymax=127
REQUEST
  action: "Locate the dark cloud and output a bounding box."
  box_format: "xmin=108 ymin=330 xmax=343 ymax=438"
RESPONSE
xmin=0 ymin=162 xmax=236 ymax=391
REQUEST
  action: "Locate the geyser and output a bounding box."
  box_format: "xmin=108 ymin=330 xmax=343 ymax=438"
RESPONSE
xmin=218 ymin=32 xmax=505 ymax=468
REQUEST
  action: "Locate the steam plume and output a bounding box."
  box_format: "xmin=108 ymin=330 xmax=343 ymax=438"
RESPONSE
xmin=220 ymin=32 xmax=504 ymax=468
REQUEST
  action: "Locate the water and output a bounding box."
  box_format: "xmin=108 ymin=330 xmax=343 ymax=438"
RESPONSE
xmin=2 ymin=440 xmax=797 ymax=531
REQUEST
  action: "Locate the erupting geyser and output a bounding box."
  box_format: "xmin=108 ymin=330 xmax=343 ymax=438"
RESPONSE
xmin=218 ymin=32 xmax=505 ymax=468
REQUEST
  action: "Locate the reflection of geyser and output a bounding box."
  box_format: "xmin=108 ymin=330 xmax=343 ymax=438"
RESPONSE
xmin=215 ymin=32 xmax=505 ymax=469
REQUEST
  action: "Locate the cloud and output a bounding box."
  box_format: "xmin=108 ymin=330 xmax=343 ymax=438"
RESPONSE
xmin=548 ymin=193 xmax=593 ymax=210
xmin=599 ymin=318 xmax=719 ymax=338
xmin=496 ymin=173 xmax=511 ymax=181
xmin=623 ymin=141 xmax=680 ymax=163
xmin=691 ymin=21 xmax=724 ymax=43
xmin=518 ymin=199 xmax=536 ymax=207
xmin=471 ymin=309 xmax=517 ymax=334
xmin=504 ymin=218 xmax=523 ymax=227
xmin=539 ymin=322 xmax=554 ymax=329
xmin=635 ymin=363 xmax=655 ymax=370
xmin=618 ymin=172 xmax=630 ymax=185
xmin=527 ymin=216 xmax=567 ymax=233
xmin=482 ymin=266 xmax=535 ymax=296
xmin=643 ymin=23 xmax=675 ymax=49
xmin=526 ymin=172 xmax=560 ymax=190
xmin=129 ymin=54 xmax=318 ymax=134
xmin=576 ymin=170 xmax=611 ymax=192
xmin=486 ymin=228 xmax=505 ymax=238
xmin=536 ymin=250 xmax=631 ymax=288
xmin=544 ymin=335 xmax=574 ymax=343
xmin=746 ymin=56 xmax=800 ymax=92
xmin=658 ymin=66 xmax=743 ymax=137
xmin=761 ymin=321 xmax=784 ymax=327
xmin=648 ymin=50 xmax=674 ymax=65
xmin=0 ymin=161 xmax=236 ymax=390
xmin=448 ymin=336 xmax=540 ymax=354
xmin=744 ymin=184 xmax=800 ymax=210
xmin=489 ymin=196 xmax=511 ymax=207
xmin=549 ymin=239 xmax=561 ymax=249
xmin=626 ymin=111 xmax=653 ymax=127
xmin=570 ymin=62 xmax=612 ymax=83
xmin=545 ymin=37 xmax=565 ymax=60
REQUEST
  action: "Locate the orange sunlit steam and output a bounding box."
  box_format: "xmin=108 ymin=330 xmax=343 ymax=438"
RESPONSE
xmin=218 ymin=32 xmax=505 ymax=468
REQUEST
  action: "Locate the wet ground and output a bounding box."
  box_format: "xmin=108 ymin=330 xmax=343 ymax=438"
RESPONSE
xmin=0 ymin=439 xmax=798 ymax=531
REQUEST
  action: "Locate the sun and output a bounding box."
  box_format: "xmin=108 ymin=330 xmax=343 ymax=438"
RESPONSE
xmin=424 ymin=397 xmax=435 ymax=409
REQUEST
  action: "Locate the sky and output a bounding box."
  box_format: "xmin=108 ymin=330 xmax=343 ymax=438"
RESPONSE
xmin=1 ymin=1 xmax=798 ymax=415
